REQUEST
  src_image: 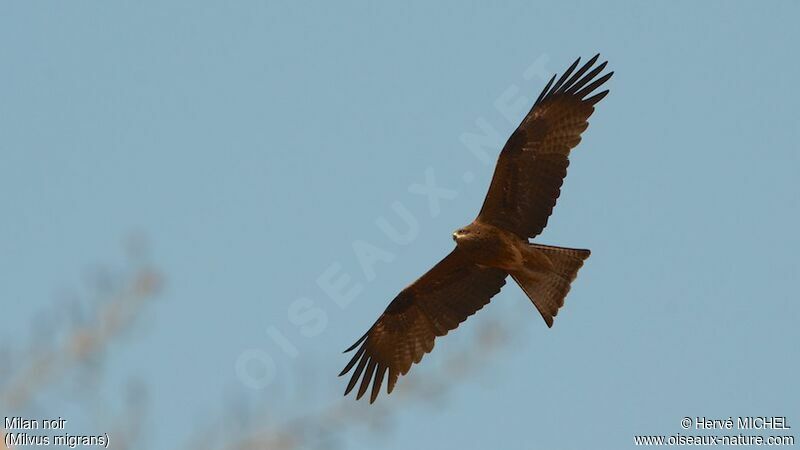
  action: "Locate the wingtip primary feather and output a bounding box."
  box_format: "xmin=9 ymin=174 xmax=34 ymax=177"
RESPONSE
xmin=343 ymin=352 xmax=370 ymax=395
xmin=534 ymin=73 xmax=557 ymax=107
xmin=558 ymin=54 xmax=600 ymax=95
xmin=565 ymin=60 xmax=608 ymax=95
xmin=339 ymin=345 xmax=366 ymax=377
xmin=370 ymin=365 xmax=387 ymax=403
xmin=356 ymin=359 xmax=378 ymax=400
xmin=575 ymin=71 xmax=614 ymax=99
xmin=343 ymin=330 xmax=369 ymax=353
xmin=548 ymin=57 xmax=582 ymax=96
xmin=387 ymin=367 xmax=399 ymax=394
xmin=585 ymin=89 xmax=610 ymax=105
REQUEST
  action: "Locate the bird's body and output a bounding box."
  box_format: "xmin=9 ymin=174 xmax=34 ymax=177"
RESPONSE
xmin=453 ymin=221 xmax=526 ymax=271
xmin=341 ymin=55 xmax=613 ymax=403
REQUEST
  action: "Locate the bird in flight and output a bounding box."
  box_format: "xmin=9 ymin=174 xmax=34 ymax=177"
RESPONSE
xmin=340 ymin=55 xmax=613 ymax=403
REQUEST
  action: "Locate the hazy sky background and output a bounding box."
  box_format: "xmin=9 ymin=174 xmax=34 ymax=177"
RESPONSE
xmin=1 ymin=1 xmax=798 ymax=449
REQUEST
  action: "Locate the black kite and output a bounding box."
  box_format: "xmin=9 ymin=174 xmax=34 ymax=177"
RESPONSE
xmin=341 ymin=55 xmax=613 ymax=403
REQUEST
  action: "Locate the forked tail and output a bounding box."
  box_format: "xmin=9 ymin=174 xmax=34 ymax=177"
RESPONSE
xmin=510 ymin=244 xmax=590 ymax=327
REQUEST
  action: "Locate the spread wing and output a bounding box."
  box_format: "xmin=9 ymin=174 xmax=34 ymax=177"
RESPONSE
xmin=340 ymin=249 xmax=507 ymax=403
xmin=478 ymin=55 xmax=613 ymax=239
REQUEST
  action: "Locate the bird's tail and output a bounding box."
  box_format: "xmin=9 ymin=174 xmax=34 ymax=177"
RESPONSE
xmin=510 ymin=244 xmax=590 ymax=327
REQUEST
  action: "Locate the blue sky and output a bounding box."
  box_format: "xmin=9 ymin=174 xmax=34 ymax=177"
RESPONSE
xmin=1 ymin=1 xmax=798 ymax=449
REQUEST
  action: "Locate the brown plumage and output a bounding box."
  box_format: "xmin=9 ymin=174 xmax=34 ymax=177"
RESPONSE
xmin=341 ymin=55 xmax=613 ymax=403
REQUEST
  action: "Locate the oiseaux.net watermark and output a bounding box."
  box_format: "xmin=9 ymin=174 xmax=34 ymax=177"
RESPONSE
xmin=233 ymin=54 xmax=554 ymax=391
xmin=634 ymin=416 xmax=795 ymax=446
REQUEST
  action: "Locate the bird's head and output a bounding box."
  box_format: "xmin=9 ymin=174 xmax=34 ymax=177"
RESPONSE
xmin=452 ymin=227 xmax=470 ymax=242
